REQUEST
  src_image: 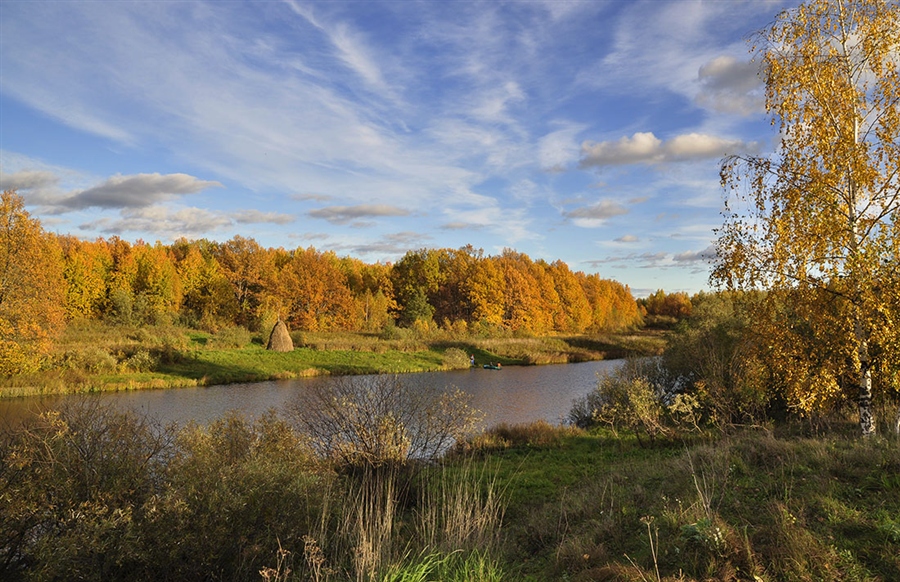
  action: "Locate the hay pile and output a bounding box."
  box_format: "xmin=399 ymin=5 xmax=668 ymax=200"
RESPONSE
xmin=266 ymin=320 xmax=294 ymax=352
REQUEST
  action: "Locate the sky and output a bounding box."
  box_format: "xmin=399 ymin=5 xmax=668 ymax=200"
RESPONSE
xmin=0 ymin=0 xmax=794 ymax=297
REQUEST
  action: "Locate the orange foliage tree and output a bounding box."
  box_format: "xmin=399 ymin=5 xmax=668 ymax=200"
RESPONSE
xmin=213 ymin=236 xmax=274 ymax=328
xmin=276 ymin=247 xmax=354 ymax=331
xmin=0 ymin=190 xmax=66 ymax=374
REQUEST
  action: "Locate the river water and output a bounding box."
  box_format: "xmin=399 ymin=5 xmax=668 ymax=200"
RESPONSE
xmin=1 ymin=359 xmax=624 ymax=429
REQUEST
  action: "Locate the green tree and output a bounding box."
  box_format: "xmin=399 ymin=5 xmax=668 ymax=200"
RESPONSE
xmin=132 ymin=242 xmax=182 ymax=323
xmin=0 ymin=190 xmax=65 ymax=374
xmin=391 ymin=249 xmax=442 ymax=327
xmin=715 ymin=0 xmax=900 ymax=435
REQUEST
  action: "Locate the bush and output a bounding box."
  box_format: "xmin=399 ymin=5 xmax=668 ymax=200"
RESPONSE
xmin=442 ymin=347 xmax=472 ymax=370
xmin=124 ymin=348 xmax=157 ymax=372
xmin=661 ymin=292 xmax=771 ymax=426
xmin=207 ymin=325 xmax=252 ymax=349
xmin=569 ymin=358 xmax=669 ymax=445
xmin=288 ymin=375 xmax=484 ymax=467
xmin=61 ymin=347 xmax=119 ymax=374
xmin=0 ymin=400 xmax=171 ymax=580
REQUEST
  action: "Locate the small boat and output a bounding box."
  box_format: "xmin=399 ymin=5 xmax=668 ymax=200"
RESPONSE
xmin=483 ymin=363 xmax=502 ymax=370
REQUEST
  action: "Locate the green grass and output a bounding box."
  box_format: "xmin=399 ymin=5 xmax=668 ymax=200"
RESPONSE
xmin=1 ymin=323 xmax=662 ymax=398
xmin=460 ymin=424 xmax=900 ymax=581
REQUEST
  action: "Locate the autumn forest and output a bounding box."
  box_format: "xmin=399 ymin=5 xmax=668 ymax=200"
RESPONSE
xmin=1 ymin=189 xmax=642 ymax=376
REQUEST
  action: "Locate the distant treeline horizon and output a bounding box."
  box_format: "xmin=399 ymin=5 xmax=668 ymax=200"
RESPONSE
xmin=52 ymin=232 xmax=643 ymax=335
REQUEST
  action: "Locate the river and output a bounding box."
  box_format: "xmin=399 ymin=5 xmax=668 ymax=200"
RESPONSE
xmin=0 ymin=359 xmax=624 ymax=429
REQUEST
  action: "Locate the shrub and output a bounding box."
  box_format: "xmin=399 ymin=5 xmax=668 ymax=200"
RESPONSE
xmin=125 ymin=349 xmax=157 ymax=372
xmin=569 ymin=358 xmax=669 ymax=445
xmin=207 ymin=325 xmax=252 ymax=349
xmin=442 ymin=347 xmax=472 ymax=370
xmin=0 ymin=400 xmax=171 ymax=580
xmin=288 ymin=375 xmax=483 ymax=467
xmin=61 ymin=347 xmax=119 ymax=374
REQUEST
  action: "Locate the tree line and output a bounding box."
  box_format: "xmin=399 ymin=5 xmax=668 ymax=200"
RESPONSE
xmin=1 ymin=189 xmax=641 ymax=374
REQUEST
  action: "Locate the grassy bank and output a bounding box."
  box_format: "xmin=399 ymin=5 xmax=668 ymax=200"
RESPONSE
xmin=3 ymin=400 xmax=897 ymax=581
xmin=0 ymin=322 xmax=665 ymax=399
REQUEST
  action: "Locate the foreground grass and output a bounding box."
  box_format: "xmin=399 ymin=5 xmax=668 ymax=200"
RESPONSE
xmin=4 ymin=402 xmax=897 ymax=581
xmin=464 ymin=422 xmax=900 ymax=581
xmin=1 ymin=322 xmax=664 ymax=398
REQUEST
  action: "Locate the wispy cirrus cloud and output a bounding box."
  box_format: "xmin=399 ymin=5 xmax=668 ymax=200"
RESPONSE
xmin=80 ymin=205 xmax=233 ymax=237
xmin=232 ymin=209 xmax=295 ymax=225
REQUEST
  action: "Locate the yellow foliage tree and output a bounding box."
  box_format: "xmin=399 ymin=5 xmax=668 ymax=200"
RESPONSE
xmin=715 ymin=0 xmax=900 ymax=435
xmin=0 ymin=190 xmax=65 ymax=375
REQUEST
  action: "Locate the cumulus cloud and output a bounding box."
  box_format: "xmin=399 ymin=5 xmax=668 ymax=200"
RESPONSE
xmin=232 ymin=210 xmax=295 ymax=225
xmin=580 ymin=132 xmax=756 ymax=168
xmin=291 ymin=193 xmax=332 ymax=203
xmin=695 ymin=56 xmax=764 ymax=115
xmin=308 ymin=204 xmax=411 ymax=225
xmin=59 ymin=173 xmax=222 ymax=210
xmin=615 ymin=234 xmax=639 ymax=243
xmin=586 ymin=251 xmax=668 ymax=268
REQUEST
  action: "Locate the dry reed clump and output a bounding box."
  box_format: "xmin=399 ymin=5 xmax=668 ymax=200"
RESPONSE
xmin=267 ymin=320 xmax=294 ymax=352
xmin=416 ymin=459 xmax=506 ymax=555
xmin=306 ymin=460 xmax=506 ymax=581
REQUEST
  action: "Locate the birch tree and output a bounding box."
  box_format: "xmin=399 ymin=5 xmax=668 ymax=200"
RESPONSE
xmin=714 ymin=0 xmax=900 ymax=435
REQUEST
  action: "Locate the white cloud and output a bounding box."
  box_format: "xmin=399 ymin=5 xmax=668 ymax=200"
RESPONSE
xmin=580 ymin=132 xmax=757 ymax=167
xmin=615 ymin=234 xmax=639 ymax=243
xmin=283 ymin=1 xmax=393 ymax=96
xmin=347 ymin=231 xmax=431 ymax=256
xmin=0 ymin=169 xmax=59 ymax=191
xmin=538 ymin=122 xmax=586 ymax=172
xmin=673 ymin=245 xmax=717 ymax=263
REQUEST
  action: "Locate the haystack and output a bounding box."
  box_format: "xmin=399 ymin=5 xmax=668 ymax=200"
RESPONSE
xmin=266 ymin=320 xmax=294 ymax=352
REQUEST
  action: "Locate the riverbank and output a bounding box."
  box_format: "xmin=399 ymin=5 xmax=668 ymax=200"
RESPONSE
xmin=0 ymin=322 xmax=665 ymax=399
xmin=3 ymin=404 xmax=897 ymax=581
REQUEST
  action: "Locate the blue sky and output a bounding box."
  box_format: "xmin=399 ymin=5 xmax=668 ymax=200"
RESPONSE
xmin=1 ymin=0 xmax=791 ymax=296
